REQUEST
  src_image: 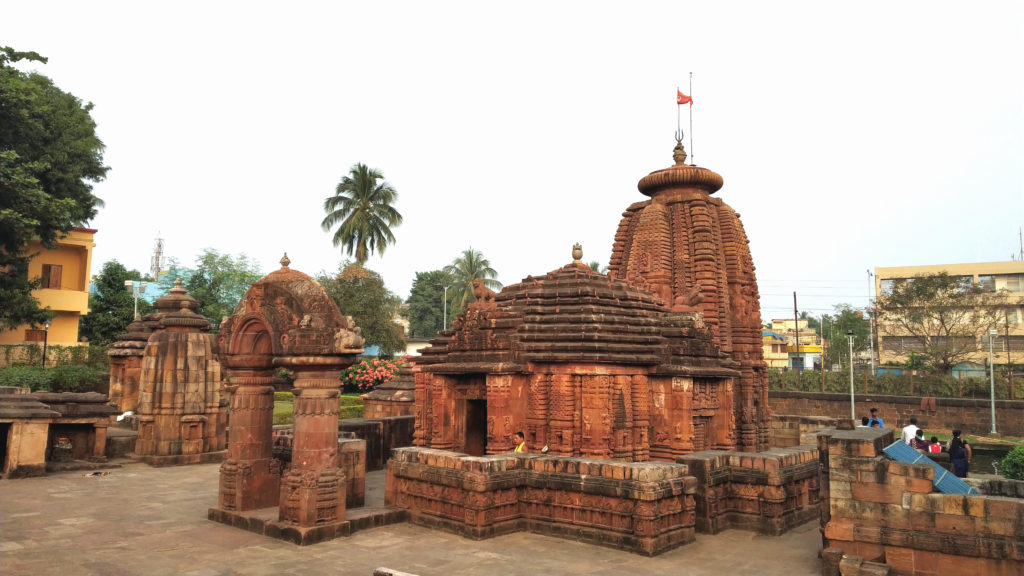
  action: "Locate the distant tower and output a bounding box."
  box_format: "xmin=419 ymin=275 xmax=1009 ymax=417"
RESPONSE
xmin=151 ymin=236 xmax=165 ymax=281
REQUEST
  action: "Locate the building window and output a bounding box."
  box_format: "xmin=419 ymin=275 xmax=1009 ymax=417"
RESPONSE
xmin=41 ymin=264 xmax=62 ymax=289
xmin=977 ymin=274 xmax=996 ymax=293
xmin=1003 ymin=274 xmax=1023 ymax=292
xmin=25 ymin=329 xmax=46 ymax=342
xmin=880 ymin=278 xmax=905 ymax=296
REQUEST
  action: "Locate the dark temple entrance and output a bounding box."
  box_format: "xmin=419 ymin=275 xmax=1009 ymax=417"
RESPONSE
xmin=465 ymin=399 xmax=487 ymax=456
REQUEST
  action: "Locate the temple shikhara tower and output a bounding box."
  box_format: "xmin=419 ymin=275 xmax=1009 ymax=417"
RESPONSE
xmin=608 ymin=141 xmax=769 ymax=451
xmin=413 ymin=140 xmax=769 ymax=459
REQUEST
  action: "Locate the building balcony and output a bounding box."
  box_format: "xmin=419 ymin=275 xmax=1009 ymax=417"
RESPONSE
xmin=31 ymin=288 xmax=89 ymax=314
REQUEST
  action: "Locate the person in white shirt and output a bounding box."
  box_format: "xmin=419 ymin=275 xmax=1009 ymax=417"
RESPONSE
xmin=900 ymin=417 xmax=920 ymax=445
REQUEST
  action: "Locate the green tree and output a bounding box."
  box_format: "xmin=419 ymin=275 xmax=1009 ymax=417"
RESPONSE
xmin=588 ymin=261 xmax=608 ymax=274
xmin=874 ymin=272 xmax=1019 ymax=372
xmin=318 ymin=263 xmax=405 ymax=357
xmin=405 ymin=269 xmax=453 ymax=338
xmin=0 ymin=47 xmax=108 ymax=329
xmin=79 ymin=261 xmax=151 ymax=345
xmin=444 ymin=247 xmax=502 ymax=314
xmin=822 ymin=304 xmax=870 ymax=370
xmin=799 ymin=310 xmax=821 ymax=333
xmin=160 ymin=249 xmax=262 ymax=327
xmin=321 ymin=163 xmax=403 ymax=264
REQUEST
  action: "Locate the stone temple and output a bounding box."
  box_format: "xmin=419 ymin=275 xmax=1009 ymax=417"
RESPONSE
xmin=413 ymin=140 xmax=769 ymax=460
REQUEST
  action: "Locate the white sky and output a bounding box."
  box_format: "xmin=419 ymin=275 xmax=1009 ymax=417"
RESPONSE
xmin=5 ymin=1 xmax=1023 ymax=321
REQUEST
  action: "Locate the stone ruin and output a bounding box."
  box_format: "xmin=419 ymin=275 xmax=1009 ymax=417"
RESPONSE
xmin=1 ymin=387 xmax=117 ymax=478
xmin=208 ymin=255 xmax=368 ymax=543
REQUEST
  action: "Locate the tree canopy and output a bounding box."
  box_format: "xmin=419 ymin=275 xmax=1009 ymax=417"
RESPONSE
xmin=821 ymin=304 xmax=871 ymax=370
xmin=160 ymin=249 xmax=262 ymax=327
xmin=874 ymin=272 xmax=1019 ymax=372
xmin=443 ymin=247 xmax=502 ymax=314
xmin=321 ymin=163 xmax=403 ymax=264
xmin=318 ymin=263 xmax=405 ymax=357
xmin=0 ymin=47 xmax=108 ymax=329
xmin=405 ymin=269 xmax=453 ymax=338
xmin=78 ymin=260 xmax=151 ymax=346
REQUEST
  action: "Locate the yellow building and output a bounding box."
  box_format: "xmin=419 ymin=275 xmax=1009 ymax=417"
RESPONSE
xmin=0 ymin=228 xmax=96 ymax=348
xmin=762 ymin=331 xmax=789 ymax=369
xmin=874 ymin=261 xmax=1024 ymax=368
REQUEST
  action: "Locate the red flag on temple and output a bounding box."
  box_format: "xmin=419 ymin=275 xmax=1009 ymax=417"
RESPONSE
xmin=677 ymin=89 xmax=693 ymax=106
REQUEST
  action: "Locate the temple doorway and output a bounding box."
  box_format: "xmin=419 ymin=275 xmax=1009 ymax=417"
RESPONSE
xmin=0 ymin=423 xmax=9 ymax=473
xmin=464 ymin=399 xmax=487 ymax=456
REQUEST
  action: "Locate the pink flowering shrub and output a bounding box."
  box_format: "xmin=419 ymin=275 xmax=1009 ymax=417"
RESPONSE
xmin=340 ymin=357 xmax=402 ymax=393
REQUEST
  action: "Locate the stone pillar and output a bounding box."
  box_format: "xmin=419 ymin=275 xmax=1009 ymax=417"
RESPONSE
xmin=92 ymin=423 xmax=108 ymax=460
xmin=279 ymin=371 xmax=345 ymax=527
xmin=218 ymin=376 xmax=278 ymax=511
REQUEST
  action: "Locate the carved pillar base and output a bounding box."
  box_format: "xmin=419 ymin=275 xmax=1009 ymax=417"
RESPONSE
xmin=217 ymin=379 xmax=279 ymax=511
xmin=278 ymin=467 xmax=346 ymax=526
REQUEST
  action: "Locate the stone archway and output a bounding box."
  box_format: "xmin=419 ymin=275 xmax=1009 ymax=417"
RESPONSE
xmin=213 ymin=255 xmax=364 ymax=533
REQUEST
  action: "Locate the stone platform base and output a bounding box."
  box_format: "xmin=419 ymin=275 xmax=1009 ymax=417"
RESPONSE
xmin=46 ymin=459 xmax=122 ymax=474
xmin=208 ymin=505 xmax=409 ymax=546
xmin=135 ymin=450 xmax=227 ymax=467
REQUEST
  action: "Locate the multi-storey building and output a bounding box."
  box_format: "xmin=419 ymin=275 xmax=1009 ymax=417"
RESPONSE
xmin=0 ymin=228 xmax=96 ymax=350
xmin=874 ymin=261 xmax=1024 ymax=369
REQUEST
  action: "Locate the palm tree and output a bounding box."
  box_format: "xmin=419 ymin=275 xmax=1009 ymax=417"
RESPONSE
xmin=444 ymin=247 xmax=503 ymax=314
xmin=588 ymin=261 xmax=608 ymax=274
xmin=321 ymin=163 xmax=403 ymax=264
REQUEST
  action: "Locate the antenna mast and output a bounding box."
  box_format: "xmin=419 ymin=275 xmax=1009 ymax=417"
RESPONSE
xmin=151 ymin=235 xmax=165 ymax=281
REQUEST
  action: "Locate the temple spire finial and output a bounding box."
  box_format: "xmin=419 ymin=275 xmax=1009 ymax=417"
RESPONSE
xmin=673 ymin=138 xmax=688 ymax=166
xmin=572 ymin=243 xmax=583 ymax=264
xmin=280 ymin=253 xmax=291 ymax=268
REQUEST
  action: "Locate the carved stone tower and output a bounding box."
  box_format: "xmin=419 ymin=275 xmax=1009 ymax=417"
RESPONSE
xmin=608 ymin=142 xmax=770 ymax=451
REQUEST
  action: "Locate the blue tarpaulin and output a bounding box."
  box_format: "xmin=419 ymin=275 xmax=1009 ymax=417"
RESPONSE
xmin=882 ymin=440 xmax=978 ymax=495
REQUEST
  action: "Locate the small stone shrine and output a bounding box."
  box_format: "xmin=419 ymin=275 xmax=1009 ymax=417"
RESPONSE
xmin=134 ymin=279 xmax=227 ymax=465
xmin=107 ymin=318 xmax=151 ymax=415
xmin=414 ymin=244 xmax=741 ymax=460
xmin=209 ymin=255 xmax=366 ymax=543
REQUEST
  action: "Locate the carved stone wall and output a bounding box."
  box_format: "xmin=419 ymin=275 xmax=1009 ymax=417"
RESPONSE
xmin=385 ymin=447 xmax=697 ymax=556
xmin=678 ymin=446 xmax=820 ymax=535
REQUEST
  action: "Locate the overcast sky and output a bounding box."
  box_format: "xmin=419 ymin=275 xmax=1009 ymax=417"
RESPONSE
xmin=5 ymin=1 xmax=1023 ymax=321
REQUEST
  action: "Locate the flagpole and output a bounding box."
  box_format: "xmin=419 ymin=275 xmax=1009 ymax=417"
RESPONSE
xmin=676 ymin=86 xmax=681 ymax=140
xmin=689 ymin=72 xmax=694 ymax=165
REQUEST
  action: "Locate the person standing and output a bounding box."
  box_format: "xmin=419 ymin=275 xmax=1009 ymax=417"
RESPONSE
xmin=947 ymin=430 xmax=972 ymax=478
xmin=901 ymin=417 xmax=920 ymax=445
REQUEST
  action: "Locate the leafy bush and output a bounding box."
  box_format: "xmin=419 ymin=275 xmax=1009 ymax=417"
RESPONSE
xmin=0 ymin=366 xmax=53 ymax=390
xmin=48 ymin=365 xmax=107 ymax=393
xmin=274 ymin=391 xmax=293 ymax=402
xmin=0 ymin=364 xmax=106 ymax=393
xmin=340 ymin=358 xmax=401 ymax=393
xmin=1000 ymin=445 xmax=1024 ymax=481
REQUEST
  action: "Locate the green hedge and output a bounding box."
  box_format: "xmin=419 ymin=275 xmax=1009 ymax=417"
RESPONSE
xmin=271 ymin=393 xmax=365 ymax=425
xmin=0 ymin=365 xmax=108 ymax=393
xmin=767 ymin=369 xmax=1023 ymax=399
xmin=0 ymin=344 xmax=109 ymax=370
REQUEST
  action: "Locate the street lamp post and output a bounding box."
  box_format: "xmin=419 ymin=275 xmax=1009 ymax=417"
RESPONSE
xmin=40 ymin=317 xmax=50 ymax=366
xmin=124 ymin=280 xmax=148 ymax=320
xmin=989 ymin=328 xmax=998 ymax=435
xmin=867 ymin=270 xmax=876 ymax=376
xmin=847 ymin=329 xmax=855 ymax=420
xmin=439 ymin=285 xmax=450 ymax=331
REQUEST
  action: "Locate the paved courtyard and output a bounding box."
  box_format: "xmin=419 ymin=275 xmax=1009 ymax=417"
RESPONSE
xmin=0 ymin=461 xmax=823 ymax=576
